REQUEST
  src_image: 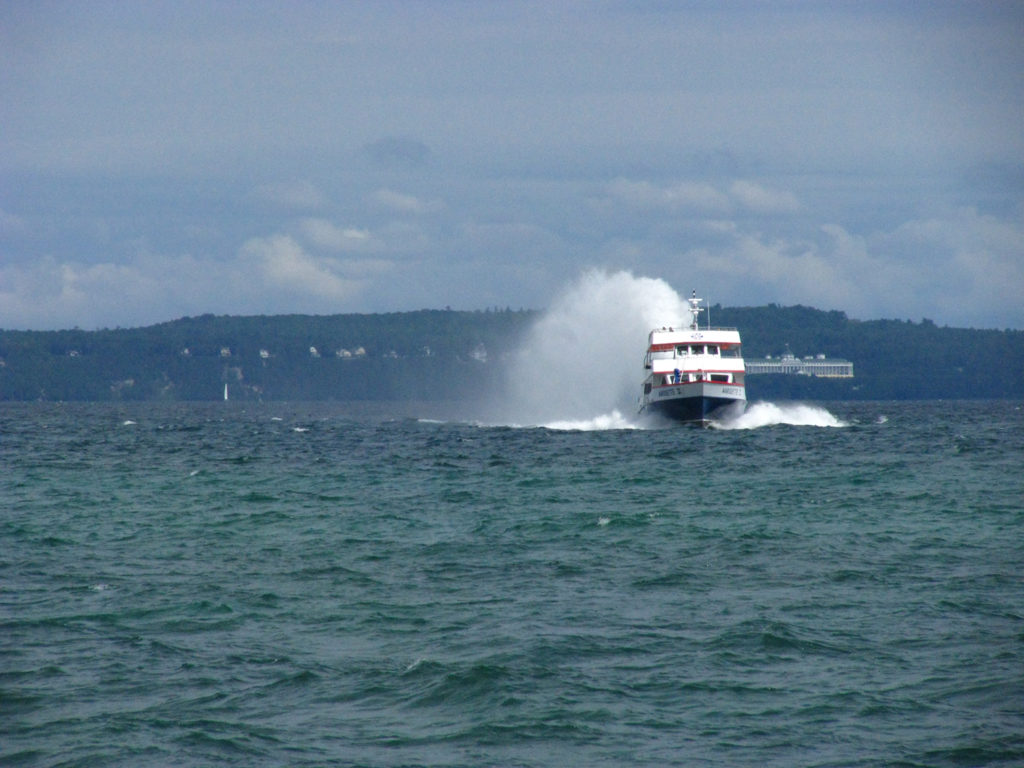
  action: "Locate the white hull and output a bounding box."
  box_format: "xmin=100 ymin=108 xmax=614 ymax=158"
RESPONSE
xmin=642 ymin=381 xmax=746 ymax=425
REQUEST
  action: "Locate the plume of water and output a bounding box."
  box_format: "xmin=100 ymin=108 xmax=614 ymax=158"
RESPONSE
xmin=495 ymin=269 xmax=688 ymax=426
xmin=489 ymin=268 xmax=847 ymax=430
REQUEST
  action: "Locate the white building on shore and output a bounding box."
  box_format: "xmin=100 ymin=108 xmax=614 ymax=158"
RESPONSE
xmin=745 ymin=351 xmax=854 ymax=378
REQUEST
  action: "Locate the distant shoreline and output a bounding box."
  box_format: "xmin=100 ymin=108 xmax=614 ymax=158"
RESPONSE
xmin=2 ymin=306 xmax=1022 ymax=401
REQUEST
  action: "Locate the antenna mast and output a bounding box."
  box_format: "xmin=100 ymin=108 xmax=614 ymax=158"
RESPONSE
xmin=686 ymin=290 xmax=705 ymax=331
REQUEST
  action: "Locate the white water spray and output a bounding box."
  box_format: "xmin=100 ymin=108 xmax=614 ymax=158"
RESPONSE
xmin=489 ymin=269 xmax=847 ymax=430
xmin=712 ymin=401 xmax=847 ymax=429
xmin=494 ymin=269 xmax=688 ymax=427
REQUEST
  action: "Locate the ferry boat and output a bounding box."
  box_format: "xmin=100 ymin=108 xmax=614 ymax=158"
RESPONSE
xmin=638 ymin=292 xmax=746 ymax=426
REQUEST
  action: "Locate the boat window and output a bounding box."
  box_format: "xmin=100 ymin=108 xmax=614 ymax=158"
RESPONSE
xmin=706 ymin=345 xmax=719 ymax=355
xmin=710 ymin=373 xmax=730 ymax=383
xmin=675 ymin=345 xmax=687 ymax=356
xmin=689 ymin=344 xmax=703 ymax=355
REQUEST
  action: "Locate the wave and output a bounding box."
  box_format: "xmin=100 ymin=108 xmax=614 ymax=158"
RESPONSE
xmin=478 ymin=410 xmax=641 ymax=431
xmin=712 ymin=401 xmax=847 ymax=429
xmin=480 ymin=401 xmax=846 ymax=432
xmin=536 ymin=401 xmax=846 ymax=431
xmin=539 ymin=409 xmax=641 ymax=431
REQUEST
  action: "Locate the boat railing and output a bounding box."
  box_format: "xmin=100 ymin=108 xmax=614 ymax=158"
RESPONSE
xmin=649 ymin=326 xmax=739 ymax=333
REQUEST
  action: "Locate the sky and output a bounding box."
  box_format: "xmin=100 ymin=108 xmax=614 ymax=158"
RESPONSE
xmin=2 ymin=0 xmax=1023 ymax=331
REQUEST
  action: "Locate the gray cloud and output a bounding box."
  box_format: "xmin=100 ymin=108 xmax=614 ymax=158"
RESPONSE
xmin=363 ymin=137 xmax=431 ymax=168
xmin=298 ymin=219 xmax=376 ymax=252
xmin=1 ymin=1 xmax=1021 ymax=329
xmin=371 ymin=188 xmax=444 ymax=215
xmin=252 ymin=181 xmax=327 ymax=210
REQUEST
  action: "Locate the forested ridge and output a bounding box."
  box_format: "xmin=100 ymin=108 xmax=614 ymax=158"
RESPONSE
xmin=0 ymin=309 xmax=534 ymax=402
xmin=1 ymin=306 xmax=1021 ymax=401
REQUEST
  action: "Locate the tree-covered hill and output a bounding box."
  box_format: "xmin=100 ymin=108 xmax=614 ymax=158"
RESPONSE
xmin=713 ymin=304 xmax=1024 ymax=400
xmin=0 ymin=305 xmax=1021 ymax=401
xmin=0 ymin=309 xmax=534 ymax=402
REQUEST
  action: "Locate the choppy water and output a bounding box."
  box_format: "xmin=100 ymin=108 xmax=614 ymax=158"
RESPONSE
xmin=3 ymin=400 xmax=1023 ymax=767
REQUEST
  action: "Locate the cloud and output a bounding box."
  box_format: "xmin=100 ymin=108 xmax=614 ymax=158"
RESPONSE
xmin=0 ymin=236 xmax=400 ymax=330
xmin=0 ymin=257 xmax=95 ymax=327
xmin=457 ymin=221 xmax=566 ymax=266
xmin=671 ymin=206 xmax=1024 ymax=328
xmin=1 ymin=5 xmax=1021 ymax=331
xmin=687 ymin=222 xmax=913 ymax=318
xmin=363 ymin=136 xmax=431 ymax=168
xmin=251 ymin=180 xmax=326 ymax=210
xmin=604 ymin=178 xmax=802 ymax=217
xmin=0 ymin=207 xmax=27 ymax=234
xmin=605 ymin=179 xmax=731 ymax=213
xmin=881 ymin=207 xmax=1024 ymax=326
xmin=729 ymin=180 xmax=801 ymax=214
xmin=371 ymin=188 xmax=444 ymax=215
xmin=240 ymin=235 xmax=363 ymax=300
xmin=298 ymin=219 xmax=376 ymax=252
xmin=0 ymin=253 xmax=230 ymax=329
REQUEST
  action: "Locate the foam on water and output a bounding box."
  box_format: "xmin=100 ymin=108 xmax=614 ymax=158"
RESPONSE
xmin=540 ymin=409 xmax=639 ymax=431
xmin=712 ymin=400 xmax=847 ymax=429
